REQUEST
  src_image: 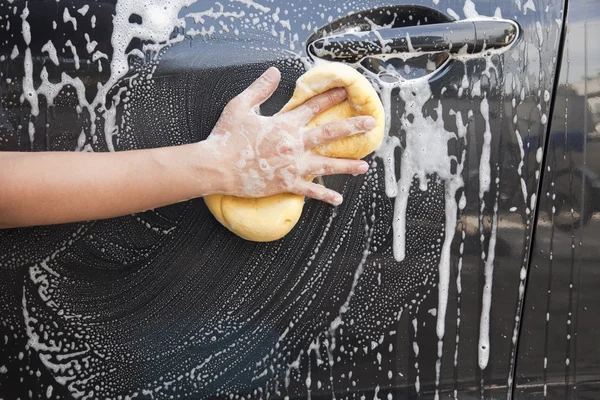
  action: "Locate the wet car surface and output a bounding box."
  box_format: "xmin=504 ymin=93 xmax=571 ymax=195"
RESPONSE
xmin=0 ymin=0 xmax=598 ymax=398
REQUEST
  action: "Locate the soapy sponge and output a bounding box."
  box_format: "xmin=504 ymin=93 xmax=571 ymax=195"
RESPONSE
xmin=204 ymin=63 xmax=385 ymax=242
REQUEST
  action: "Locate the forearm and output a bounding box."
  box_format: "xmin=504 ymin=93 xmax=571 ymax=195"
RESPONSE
xmin=0 ymin=142 xmax=225 ymax=228
xmin=0 ymin=67 xmax=374 ymax=229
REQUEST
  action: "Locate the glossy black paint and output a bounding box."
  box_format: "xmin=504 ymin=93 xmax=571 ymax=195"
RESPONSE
xmin=1 ymin=0 xmax=596 ymax=399
xmin=514 ymin=0 xmax=600 ymax=397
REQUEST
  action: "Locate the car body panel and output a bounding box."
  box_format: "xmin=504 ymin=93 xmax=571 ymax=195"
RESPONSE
xmin=514 ymin=0 xmax=600 ymax=397
xmin=0 ymin=0 xmax=590 ymax=399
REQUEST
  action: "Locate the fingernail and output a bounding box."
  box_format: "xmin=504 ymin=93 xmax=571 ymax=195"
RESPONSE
xmin=331 ymin=87 xmax=348 ymax=99
xmin=333 ymin=193 xmax=343 ymax=206
xmin=357 ymin=162 xmax=369 ymax=174
xmin=363 ymin=117 xmax=376 ymax=130
xmin=263 ymin=67 xmax=280 ymax=81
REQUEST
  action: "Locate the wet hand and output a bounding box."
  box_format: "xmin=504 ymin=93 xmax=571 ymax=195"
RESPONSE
xmin=203 ymin=67 xmax=375 ymax=206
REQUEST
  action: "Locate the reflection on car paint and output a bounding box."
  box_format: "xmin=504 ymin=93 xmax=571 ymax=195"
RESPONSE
xmin=517 ymin=0 xmax=600 ymax=392
xmin=0 ymin=0 xmax=573 ymax=398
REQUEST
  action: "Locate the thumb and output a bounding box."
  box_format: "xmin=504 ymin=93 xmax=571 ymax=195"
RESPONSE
xmin=237 ymin=67 xmax=281 ymax=108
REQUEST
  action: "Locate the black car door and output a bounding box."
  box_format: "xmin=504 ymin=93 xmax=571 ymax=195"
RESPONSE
xmin=0 ymin=0 xmax=567 ymax=398
xmin=515 ymin=0 xmax=600 ymax=397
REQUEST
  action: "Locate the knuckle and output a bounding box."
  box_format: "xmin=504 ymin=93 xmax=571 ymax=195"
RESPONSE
xmin=348 ymin=117 xmax=365 ymax=131
xmin=321 ymin=125 xmax=336 ymax=139
xmin=324 ymin=92 xmax=337 ymax=107
xmin=286 ymin=165 xmax=298 ymax=175
xmin=260 ymin=75 xmax=274 ymax=85
xmin=308 ymin=100 xmax=321 ymax=115
xmin=279 ymin=145 xmax=292 ymax=154
xmin=338 ymin=122 xmax=354 ymax=137
xmin=306 ymin=187 xmax=318 ymax=198
xmin=322 ymin=163 xmax=335 ymax=175
xmin=354 ymin=118 xmax=366 ymax=130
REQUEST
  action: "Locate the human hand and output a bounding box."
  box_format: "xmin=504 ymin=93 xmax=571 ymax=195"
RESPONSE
xmin=202 ymin=67 xmax=375 ymax=206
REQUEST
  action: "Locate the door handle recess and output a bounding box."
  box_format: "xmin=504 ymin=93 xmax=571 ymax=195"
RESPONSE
xmin=307 ymin=19 xmax=520 ymax=63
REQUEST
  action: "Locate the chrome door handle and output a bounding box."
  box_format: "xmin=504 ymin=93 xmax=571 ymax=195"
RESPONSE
xmin=307 ymin=19 xmax=520 ymax=62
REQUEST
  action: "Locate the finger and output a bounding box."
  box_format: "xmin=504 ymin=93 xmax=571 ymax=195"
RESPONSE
xmin=287 ymin=88 xmax=348 ymax=124
xmin=301 ymin=156 xmax=369 ymax=176
xmin=237 ymin=67 xmax=281 ymax=108
xmin=292 ymin=180 xmax=344 ymax=206
xmin=303 ymin=116 xmax=376 ymax=148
